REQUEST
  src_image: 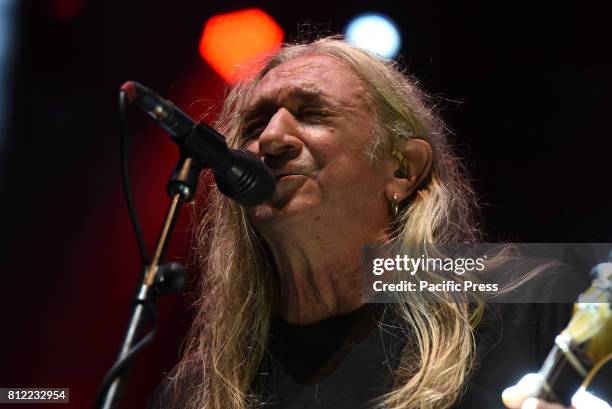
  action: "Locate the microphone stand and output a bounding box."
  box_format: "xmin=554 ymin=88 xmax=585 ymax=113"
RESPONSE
xmin=96 ymin=81 xmax=274 ymax=409
xmin=95 ymin=156 xmax=201 ymax=409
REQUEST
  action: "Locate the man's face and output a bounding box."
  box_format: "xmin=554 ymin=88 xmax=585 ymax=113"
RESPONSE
xmin=241 ymin=55 xmax=394 ymax=240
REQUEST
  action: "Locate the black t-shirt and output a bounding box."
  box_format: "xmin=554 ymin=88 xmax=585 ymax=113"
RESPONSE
xmin=148 ymin=302 xmax=589 ymax=409
xmin=252 ymin=302 xmax=573 ymax=409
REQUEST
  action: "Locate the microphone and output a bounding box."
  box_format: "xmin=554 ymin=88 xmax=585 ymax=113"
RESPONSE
xmin=120 ymin=81 xmax=275 ymax=207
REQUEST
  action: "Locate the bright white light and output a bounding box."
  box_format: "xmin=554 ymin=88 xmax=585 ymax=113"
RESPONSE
xmin=345 ymin=13 xmax=401 ymax=59
xmin=572 ymin=388 xmax=612 ymax=409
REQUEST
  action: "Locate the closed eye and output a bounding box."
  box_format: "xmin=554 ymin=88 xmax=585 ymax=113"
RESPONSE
xmin=242 ymin=122 xmax=266 ymax=141
xmin=296 ymin=106 xmax=335 ymax=123
xmin=297 ymin=108 xmax=324 ymax=117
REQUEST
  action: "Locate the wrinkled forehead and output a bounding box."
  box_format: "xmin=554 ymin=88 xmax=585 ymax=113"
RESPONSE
xmin=249 ymin=54 xmax=368 ymax=108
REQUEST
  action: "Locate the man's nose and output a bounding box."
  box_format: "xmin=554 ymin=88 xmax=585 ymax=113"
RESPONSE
xmin=257 ymin=107 xmax=303 ymax=159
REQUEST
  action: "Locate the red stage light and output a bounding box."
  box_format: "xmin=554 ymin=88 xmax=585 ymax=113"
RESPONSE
xmin=199 ymin=9 xmax=284 ymax=84
xmin=50 ymin=0 xmax=85 ymax=20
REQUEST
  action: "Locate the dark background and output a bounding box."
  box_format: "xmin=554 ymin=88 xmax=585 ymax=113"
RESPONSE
xmin=1 ymin=1 xmax=612 ymax=408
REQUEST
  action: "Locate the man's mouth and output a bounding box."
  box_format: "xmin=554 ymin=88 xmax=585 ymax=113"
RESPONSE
xmin=274 ymin=173 xmax=302 ymax=180
xmin=265 ymin=173 xmax=308 ymax=208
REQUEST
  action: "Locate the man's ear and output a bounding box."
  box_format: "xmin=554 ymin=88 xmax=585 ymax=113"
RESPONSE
xmin=385 ymin=138 xmax=433 ymax=203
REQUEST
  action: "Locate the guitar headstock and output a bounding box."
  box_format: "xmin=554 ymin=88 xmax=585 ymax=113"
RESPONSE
xmin=564 ymin=260 xmax=612 ymax=348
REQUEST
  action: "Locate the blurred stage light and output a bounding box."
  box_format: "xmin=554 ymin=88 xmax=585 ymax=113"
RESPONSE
xmin=50 ymin=0 xmax=85 ymax=20
xmin=345 ymin=13 xmax=401 ymax=59
xmin=199 ymin=9 xmax=284 ymax=84
xmin=0 ymin=0 xmax=16 ymax=154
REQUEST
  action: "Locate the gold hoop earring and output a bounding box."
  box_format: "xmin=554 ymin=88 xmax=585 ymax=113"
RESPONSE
xmin=391 ymin=193 xmax=399 ymax=218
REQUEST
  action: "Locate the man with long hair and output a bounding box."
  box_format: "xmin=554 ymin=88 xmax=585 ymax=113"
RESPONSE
xmin=150 ymin=37 xmax=601 ymax=409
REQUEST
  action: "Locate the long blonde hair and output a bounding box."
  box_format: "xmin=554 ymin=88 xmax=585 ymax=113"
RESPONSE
xmin=169 ymin=37 xmax=483 ymax=409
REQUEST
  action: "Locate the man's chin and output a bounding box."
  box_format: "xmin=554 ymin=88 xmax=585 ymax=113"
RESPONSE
xmin=247 ymin=198 xmax=313 ymax=225
xmin=249 ymin=202 xmax=297 ymax=220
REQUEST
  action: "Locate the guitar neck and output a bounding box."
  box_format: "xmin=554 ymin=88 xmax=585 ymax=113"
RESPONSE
xmin=535 ymin=343 xmax=589 ymax=406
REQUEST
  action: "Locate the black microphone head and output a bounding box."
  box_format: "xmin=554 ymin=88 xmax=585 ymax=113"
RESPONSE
xmin=120 ymin=81 xmax=151 ymax=104
xmin=214 ymin=150 xmax=276 ymax=207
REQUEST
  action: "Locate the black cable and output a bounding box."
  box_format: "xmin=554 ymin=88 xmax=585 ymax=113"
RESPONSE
xmin=94 ymin=302 xmax=158 ymax=409
xmin=118 ymin=90 xmax=150 ymax=266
